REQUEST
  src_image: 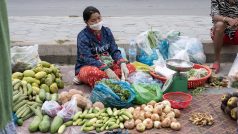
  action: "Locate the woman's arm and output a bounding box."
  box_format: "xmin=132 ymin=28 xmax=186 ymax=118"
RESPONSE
xmin=211 ymin=0 xmax=237 ymax=27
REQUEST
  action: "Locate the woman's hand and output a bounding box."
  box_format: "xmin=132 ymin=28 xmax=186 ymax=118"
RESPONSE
xmin=105 ymin=68 xmax=120 ymax=80
xmin=227 ymin=18 xmax=237 ymax=27
xmin=120 ymin=63 xmax=129 ymax=80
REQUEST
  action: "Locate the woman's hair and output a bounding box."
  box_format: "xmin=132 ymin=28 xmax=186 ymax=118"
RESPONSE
xmin=83 ymin=6 xmax=100 ymax=22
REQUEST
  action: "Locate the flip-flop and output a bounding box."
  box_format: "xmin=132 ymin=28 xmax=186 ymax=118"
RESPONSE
xmin=210 ymin=63 xmax=220 ymax=74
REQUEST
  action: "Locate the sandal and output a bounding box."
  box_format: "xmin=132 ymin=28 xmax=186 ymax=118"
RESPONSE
xmin=210 ymin=63 xmax=220 ymax=74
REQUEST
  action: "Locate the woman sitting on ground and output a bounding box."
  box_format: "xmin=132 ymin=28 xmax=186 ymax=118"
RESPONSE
xmin=73 ymin=6 xmax=136 ymax=87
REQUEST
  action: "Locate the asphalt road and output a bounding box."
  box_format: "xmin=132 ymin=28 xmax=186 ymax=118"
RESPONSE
xmin=7 ymin=0 xmax=210 ymax=16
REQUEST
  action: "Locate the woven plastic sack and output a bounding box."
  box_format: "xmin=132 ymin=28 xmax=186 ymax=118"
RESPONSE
xmin=132 ymin=83 xmax=163 ymax=104
xmin=90 ymin=79 xmax=136 ymax=108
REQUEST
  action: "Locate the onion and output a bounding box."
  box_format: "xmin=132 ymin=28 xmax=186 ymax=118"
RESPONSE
xmin=147 ymin=100 xmax=157 ymax=107
xmin=135 ymin=119 xmax=142 ymax=126
xmin=133 ymin=110 xmax=140 ymax=120
xmin=173 ymin=109 xmax=181 ymax=118
xmin=151 ymin=113 xmax=160 ymax=121
xmin=144 ymin=105 xmax=153 ymax=112
xmin=154 ymin=121 xmax=162 ymax=129
xmin=171 ymin=118 xmax=177 ymax=122
xmin=124 ymin=119 xmax=135 ymax=129
xmin=153 ymin=106 xmax=163 ymax=115
xmin=160 ymin=112 xmax=166 ymax=121
xmin=138 ymin=111 xmax=145 ymax=121
xmin=143 ymin=118 xmax=153 ymax=129
xmin=166 ymin=111 xmax=175 ymax=118
xmin=136 ymin=123 xmax=146 ymax=132
xmin=162 ymin=100 xmax=171 ymax=107
xmin=127 ymin=107 xmax=135 ymax=114
xmin=154 ymin=103 xmax=164 ymax=109
xmin=163 ymin=105 xmax=172 ymax=113
xmin=141 ymin=104 xmax=146 ymax=110
xmin=170 ymin=122 xmax=182 ymax=130
xmin=135 ymin=106 xmax=141 ymax=111
xmin=161 ymin=117 xmax=172 ymax=128
xmin=92 ymin=102 xmax=104 ymax=109
xmin=144 ymin=112 xmax=152 ymax=118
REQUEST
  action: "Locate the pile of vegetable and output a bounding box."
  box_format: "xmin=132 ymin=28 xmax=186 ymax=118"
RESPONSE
xmin=101 ymin=79 xmax=131 ymax=101
xmin=187 ymin=68 xmax=208 ymax=80
xmin=220 ymin=92 xmax=238 ymax=121
xmin=230 ymin=72 xmax=238 ymax=88
xmin=189 ymin=112 xmax=214 ymax=126
xmin=11 ymin=61 xmax=64 ymax=125
xmin=59 ymin=89 xmax=92 ymax=109
xmin=209 ymin=73 xmax=228 ymax=88
xmin=130 ymin=100 xmax=182 ymax=132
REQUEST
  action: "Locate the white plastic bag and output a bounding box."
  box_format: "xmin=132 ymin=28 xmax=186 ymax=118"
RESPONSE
xmin=136 ymin=31 xmax=157 ymax=55
xmin=228 ymin=54 xmax=238 ymax=88
xmin=57 ymin=97 xmax=78 ymax=121
xmin=42 ymin=101 xmax=62 ymax=117
xmin=11 ymin=44 xmax=41 ymax=68
xmin=169 ymin=37 xmax=206 ymax=64
xmin=172 ymin=50 xmax=190 ymax=62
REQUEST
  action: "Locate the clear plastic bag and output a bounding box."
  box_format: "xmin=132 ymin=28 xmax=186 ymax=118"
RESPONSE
xmin=127 ymin=71 xmax=162 ymax=85
xmin=57 ymin=97 xmax=78 ymax=121
xmin=169 ymin=37 xmax=206 ymax=64
xmin=11 ymin=44 xmax=41 ymax=68
xmin=42 ymin=101 xmax=62 ymax=117
xmin=228 ymin=54 xmax=238 ymax=88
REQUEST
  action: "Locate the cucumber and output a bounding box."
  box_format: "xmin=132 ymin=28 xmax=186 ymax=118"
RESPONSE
xmin=39 ymin=61 xmax=51 ymax=68
xmin=13 ymin=82 xmax=21 ymax=90
xmin=50 ymin=115 xmax=64 ymax=134
xmin=35 ymin=95 xmax=43 ymax=103
xmin=12 ymin=79 xmax=21 ymax=86
xmin=27 ymin=83 xmax=33 ymax=95
xmin=18 ymin=106 xmax=30 ymax=117
xmin=20 ymin=107 xmax=32 ymax=118
xmin=13 ymin=100 xmax=27 ymax=112
xmin=58 ymin=124 xmax=66 ymax=134
xmin=28 ymin=116 xmax=42 ymax=132
xmin=13 ymin=95 xmax=27 ymax=105
xmin=22 ymin=83 xmax=28 ymax=96
xmin=13 ymin=92 xmax=21 ymax=102
xmin=39 ymin=89 xmax=46 ymax=101
xmin=51 ymin=93 xmax=58 ymax=101
xmin=17 ymin=118 xmax=24 ymax=126
xmin=39 ymin=115 xmax=51 ymax=133
xmin=45 ymin=92 xmax=51 ymax=101
xmin=22 ymin=112 xmax=34 ymax=121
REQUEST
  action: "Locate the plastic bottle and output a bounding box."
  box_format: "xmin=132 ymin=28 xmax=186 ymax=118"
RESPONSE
xmin=128 ymin=39 xmax=137 ymax=63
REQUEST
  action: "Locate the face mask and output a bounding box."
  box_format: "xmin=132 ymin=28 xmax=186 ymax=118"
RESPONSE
xmin=89 ymin=21 xmax=103 ymax=31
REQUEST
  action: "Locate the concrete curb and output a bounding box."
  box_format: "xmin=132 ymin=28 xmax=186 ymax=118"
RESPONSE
xmin=12 ymin=40 xmax=238 ymax=64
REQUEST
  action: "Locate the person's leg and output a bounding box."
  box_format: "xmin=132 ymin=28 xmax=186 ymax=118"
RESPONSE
xmin=77 ymin=66 xmax=108 ymax=87
xmin=212 ymin=22 xmax=226 ymax=73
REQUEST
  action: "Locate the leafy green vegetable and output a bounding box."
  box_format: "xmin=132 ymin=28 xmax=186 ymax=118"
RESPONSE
xmin=101 ymin=79 xmax=130 ymax=101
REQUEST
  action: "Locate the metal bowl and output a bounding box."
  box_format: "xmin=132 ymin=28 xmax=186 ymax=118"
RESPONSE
xmin=166 ymin=59 xmax=194 ymax=72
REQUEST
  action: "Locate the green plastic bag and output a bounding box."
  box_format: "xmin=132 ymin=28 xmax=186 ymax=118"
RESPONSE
xmin=132 ymin=83 xmax=163 ymax=104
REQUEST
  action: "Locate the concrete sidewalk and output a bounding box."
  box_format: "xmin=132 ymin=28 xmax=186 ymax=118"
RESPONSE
xmin=9 ymin=15 xmax=238 ymax=64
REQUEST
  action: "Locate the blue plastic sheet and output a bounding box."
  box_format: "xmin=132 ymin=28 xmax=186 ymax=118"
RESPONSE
xmin=158 ymin=39 xmax=169 ymax=60
xmin=137 ymin=49 xmax=158 ymax=66
xmin=90 ymin=79 xmax=136 ymax=108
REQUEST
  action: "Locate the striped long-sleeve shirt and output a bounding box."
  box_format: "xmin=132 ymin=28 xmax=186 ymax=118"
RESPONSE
xmin=211 ymin=0 xmax=238 ymax=39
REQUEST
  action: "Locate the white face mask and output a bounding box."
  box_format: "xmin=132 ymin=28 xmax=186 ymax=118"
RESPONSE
xmin=89 ymin=21 xmax=103 ymax=31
